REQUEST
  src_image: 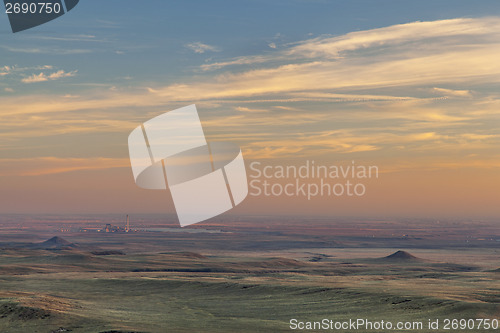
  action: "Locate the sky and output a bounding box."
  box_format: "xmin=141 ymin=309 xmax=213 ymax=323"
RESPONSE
xmin=0 ymin=0 xmax=499 ymax=219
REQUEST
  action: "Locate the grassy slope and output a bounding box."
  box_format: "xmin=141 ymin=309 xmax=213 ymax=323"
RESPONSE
xmin=0 ymin=277 xmax=496 ymax=333
xmin=0 ymin=244 xmax=498 ymax=332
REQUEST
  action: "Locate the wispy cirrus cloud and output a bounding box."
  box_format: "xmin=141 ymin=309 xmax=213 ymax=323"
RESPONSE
xmin=0 ymin=65 xmax=75 ymax=84
xmin=2 ymin=17 xmax=500 ymax=166
xmin=7 ymin=18 xmax=498 ymax=112
xmin=185 ymin=42 xmax=220 ymax=54
xmin=431 ymin=87 xmax=472 ymax=98
xmin=286 ymin=18 xmax=500 ymax=58
xmin=202 ymin=17 xmax=500 ymax=71
xmin=27 ymin=34 xmax=105 ymax=43
xmin=22 ymin=70 xmax=77 ymax=83
xmin=0 ymin=157 xmax=129 ymax=176
xmin=2 ymin=45 xmax=92 ymax=55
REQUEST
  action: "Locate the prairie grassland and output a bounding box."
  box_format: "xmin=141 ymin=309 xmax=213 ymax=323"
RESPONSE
xmin=0 ymin=246 xmax=498 ymax=333
xmin=0 ymin=217 xmax=498 ymax=332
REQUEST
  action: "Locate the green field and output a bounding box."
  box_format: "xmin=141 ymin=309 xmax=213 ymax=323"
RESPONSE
xmin=0 ymin=246 xmax=499 ymax=333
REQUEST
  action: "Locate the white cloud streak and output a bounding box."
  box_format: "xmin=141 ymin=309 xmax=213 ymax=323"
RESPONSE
xmin=185 ymin=42 xmax=220 ymax=54
xmin=2 ymin=17 xmax=500 ymax=164
xmin=431 ymin=87 xmax=472 ymax=97
xmin=22 ymin=70 xmax=77 ymax=83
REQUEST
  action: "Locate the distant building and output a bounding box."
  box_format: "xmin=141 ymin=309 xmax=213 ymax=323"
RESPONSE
xmin=79 ymin=215 xmax=137 ymax=233
xmin=105 ymin=224 xmax=121 ymax=232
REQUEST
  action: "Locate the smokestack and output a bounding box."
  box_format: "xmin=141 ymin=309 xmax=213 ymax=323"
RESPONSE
xmin=126 ymin=215 xmax=130 ymax=232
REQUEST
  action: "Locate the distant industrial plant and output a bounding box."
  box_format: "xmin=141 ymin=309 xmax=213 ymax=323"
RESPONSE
xmin=79 ymin=215 xmax=137 ymax=233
